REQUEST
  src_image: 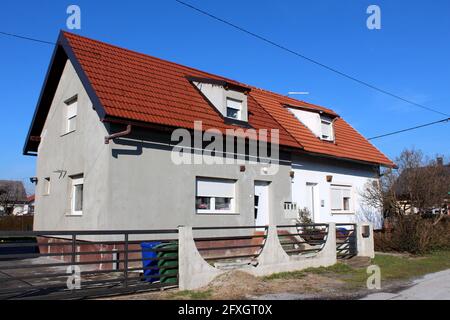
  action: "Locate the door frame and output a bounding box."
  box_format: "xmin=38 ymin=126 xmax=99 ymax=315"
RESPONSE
xmin=254 ymin=181 xmax=271 ymax=227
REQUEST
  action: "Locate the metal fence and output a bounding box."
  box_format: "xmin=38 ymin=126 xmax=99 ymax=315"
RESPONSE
xmin=192 ymin=226 xmax=268 ymax=269
xmin=335 ymin=223 xmax=357 ymax=258
xmin=0 ymin=229 xmax=178 ymax=300
xmin=277 ymin=223 xmax=329 ymax=256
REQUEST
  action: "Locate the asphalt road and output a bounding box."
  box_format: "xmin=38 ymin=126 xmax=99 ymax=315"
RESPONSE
xmin=361 ymin=269 xmax=450 ymax=300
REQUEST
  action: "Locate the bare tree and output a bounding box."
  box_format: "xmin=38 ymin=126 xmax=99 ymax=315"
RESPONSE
xmin=0 ymin=181 xmax=27 ymax=215
xmin=361 ymin=148 xmax=450 ymax=224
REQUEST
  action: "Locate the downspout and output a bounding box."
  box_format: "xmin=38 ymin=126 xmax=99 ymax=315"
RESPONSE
xmin=104 ymin=124 xmax=132 ymax=144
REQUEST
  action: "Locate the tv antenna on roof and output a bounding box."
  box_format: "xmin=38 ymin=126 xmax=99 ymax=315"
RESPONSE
xmin=287 ymin=91 xmax=309 ymax=96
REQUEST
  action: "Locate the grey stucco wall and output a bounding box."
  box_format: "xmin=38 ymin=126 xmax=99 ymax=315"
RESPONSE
xmin=34 ymin=59 xmax=110 ymax=231
xmin=102 ymin=127 xmax=293 ymax=230
xmin=33 ymin=59 xmax=293 ymax=231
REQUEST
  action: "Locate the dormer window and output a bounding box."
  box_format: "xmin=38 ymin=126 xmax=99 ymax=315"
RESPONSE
xmin=287 ymin=105 xmax=336 ymax=142
xmin=226 ymin=98 xmax=242 ymax=120
xmin=188 ymin=76 xmax=249 ymax=123
xmin=321 ymin=117 xmax=333 ymax=141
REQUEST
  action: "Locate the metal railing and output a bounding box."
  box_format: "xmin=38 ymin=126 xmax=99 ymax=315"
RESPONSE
xmin=277 ymin=223 xmax=329 ymax=256
xmin=335 ymin=223 xmax=357 ymax=258
xmin=0 ymin=229 xmax=178 ymax=300
xmin=192 ymin=226 xmax=268 ymax=269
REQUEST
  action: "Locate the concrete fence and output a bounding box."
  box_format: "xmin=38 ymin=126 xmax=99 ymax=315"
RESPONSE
xmin=178 ymin=222 xmax=374 ymax=290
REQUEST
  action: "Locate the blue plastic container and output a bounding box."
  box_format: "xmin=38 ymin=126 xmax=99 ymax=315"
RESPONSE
xmin=140 ymin=241 xmax=161 ymax=282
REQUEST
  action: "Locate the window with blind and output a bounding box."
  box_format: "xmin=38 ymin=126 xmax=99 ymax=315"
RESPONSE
xmin=226 ymin=98 xmax=242 ymax=120
xmin=320 ymin=117 xmax=333 ymax=141
xmin=330 ymin=185 xmax=353 ymax=213
xmin=196 ymin=177 xmax=236 ymax=214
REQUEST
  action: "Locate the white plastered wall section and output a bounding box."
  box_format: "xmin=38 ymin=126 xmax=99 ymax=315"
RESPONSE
xmin=291 ymin=153 xmax=383 ymax=229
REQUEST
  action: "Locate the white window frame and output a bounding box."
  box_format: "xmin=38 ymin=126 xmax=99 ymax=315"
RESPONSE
xmin=226 ymin=98 xmax=242 ymax=120
xmin=43 ymin=177 xmax=50 ymax=196
xmin=70 ymin=176 xmax=84 ymax=216
xmin=330 ymin=184 xmax=354 ymax=214
xmin=65 ymin=96 xmax=78 ymax=134
xmin=196 ymin=177 xmax=237 ymax=214
xmin=320 ymin=118 xmax=333 ymax=141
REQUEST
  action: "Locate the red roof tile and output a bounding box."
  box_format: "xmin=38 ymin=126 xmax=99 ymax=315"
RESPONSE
xmin=250 ymin=88 xmax=394 ymax=166
xmin=28 ymin=32 xmax=393 ymax=167
xmin=63 ymin=32 xmax=299 ymax=149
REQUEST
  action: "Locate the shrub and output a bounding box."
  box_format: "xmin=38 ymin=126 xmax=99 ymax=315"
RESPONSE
xmin=375 ymin=215 xmax=450 ymax=254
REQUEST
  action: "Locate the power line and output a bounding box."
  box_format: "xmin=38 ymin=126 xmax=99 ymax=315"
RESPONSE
xmin=174 ymin=0 xmax=450 ymax=118
xmin=1 ymin=26 xmax=449 ymax=140
xmin=0 ymin=31 xmax=54 ymax=45
xmin=368 ymin=117 xmax=450 ymax=140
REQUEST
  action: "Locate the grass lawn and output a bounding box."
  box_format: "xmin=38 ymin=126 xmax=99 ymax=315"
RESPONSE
xmin=117 ymin=250 xmax=450 ymax=300
xmin=264 ymin=250 xmax=450 ymax=290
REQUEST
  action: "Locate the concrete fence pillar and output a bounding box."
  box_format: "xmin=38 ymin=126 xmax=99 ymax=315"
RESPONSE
xmin=356 ymin=223 xmax=375 ymax=258
xmin=320 ymin=222 xmax=337 ymax=265
xmin=178 ymin=226 xmax=223 ymax=291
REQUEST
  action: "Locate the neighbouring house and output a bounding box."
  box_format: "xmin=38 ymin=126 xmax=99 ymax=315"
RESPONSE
xmin=23 ymin=32 xmax=394 ymax=232
xmin=394 ymin=157 xmax=450 ymax=216
xmin=22 ymin=195 xmax=35 ymax=215
xmin=0 ymin=180 xmax=28 ymax=216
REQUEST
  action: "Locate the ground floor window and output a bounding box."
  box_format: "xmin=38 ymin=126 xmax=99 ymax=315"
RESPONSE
xmin=196 ymin=178 xmax=236 ymax=214
xmin=331 ymin=184 xmax=353 ymax=213
xmin=70 ymin=175 xmax=84 ymax=216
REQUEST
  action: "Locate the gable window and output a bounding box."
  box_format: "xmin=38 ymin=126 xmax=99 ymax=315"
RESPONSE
xmin=70 ymin=175 xmax=84 ymax=215
xmin=43 ymin=177 xmax=51 ymax=196
xmin=196 ymin=177 xmax=236 ymax=214
xmin=331 ymin=185 xmax=353 ymax=213
xmin=321 ymin=118 xmax=333 ymax=141
xmin=226 ymin=98 xmax=242 ymax=120
xmin=65 ymin=96 xmax=78 ymax=134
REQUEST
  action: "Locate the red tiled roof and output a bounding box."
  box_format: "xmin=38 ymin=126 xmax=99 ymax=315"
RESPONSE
xmin=250 ymin=89 xmax=394 ymax=166
xmin=63 ymin=32 xmax=299 ymax=148
xmin=27 ymin=31 xmax=393 ymax=167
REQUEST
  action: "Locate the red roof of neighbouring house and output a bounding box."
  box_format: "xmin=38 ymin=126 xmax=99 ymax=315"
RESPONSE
xmin=24 ymin=31 xmax=394 ymax=167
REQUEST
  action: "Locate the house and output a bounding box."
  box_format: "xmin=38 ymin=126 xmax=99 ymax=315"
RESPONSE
xmin=393 ymin=157 xmax=450 ymax=216
xmin=23 ymin=32 xmax=394 ymax=232
xmin=22 ymin=195 xmax=35 ymax=215
xmin=0 ymin=180 xmax=28 ymax=216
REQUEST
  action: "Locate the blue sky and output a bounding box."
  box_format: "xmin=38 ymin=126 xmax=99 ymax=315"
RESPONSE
xmin=0 ymin=0 xmax=449 ymax=193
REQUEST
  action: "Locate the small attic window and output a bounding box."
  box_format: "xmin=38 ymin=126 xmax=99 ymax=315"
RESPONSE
xmin=226 ymin=98 xmax=242 ymax=120
xmin=64 ymin=95 xmax=78 ymax=134
xmin=320 ymin=117 xmax=334 ymax=141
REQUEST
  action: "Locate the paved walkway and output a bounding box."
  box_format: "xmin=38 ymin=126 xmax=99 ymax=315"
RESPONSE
xmin=362 ymin=269 xmax=450 ymax=300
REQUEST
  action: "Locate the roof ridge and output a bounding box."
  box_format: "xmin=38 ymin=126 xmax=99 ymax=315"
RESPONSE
xmin=62 ymin=31 xmax=247 ymax=86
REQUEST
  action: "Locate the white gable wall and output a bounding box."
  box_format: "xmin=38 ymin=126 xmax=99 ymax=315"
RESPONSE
xmin=291 ymin=153 xmax=383 ymax=229
xmin=288 ymin=108 xmax=322 ymax=138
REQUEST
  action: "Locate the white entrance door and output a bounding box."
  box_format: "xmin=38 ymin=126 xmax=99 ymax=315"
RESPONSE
xmin=305 ymin=183 xmax=318 ymax=222
xmin=254 ymin=181 xmax=270 ymax=227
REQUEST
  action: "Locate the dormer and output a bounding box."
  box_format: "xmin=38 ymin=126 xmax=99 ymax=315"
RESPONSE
xmin=286 ymin=103 xmax=337 ymax=142
xmin=188 ymin=76 xmax=250 ymax=123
